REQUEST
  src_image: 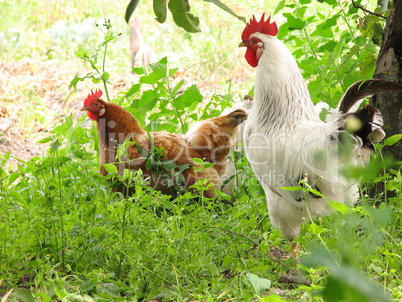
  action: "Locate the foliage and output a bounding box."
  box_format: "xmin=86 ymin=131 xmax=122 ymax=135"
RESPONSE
xmin=274 ymin=0 xmax=387 ymax=107
xmin=125 ymin=0 xmax=246 ymax=31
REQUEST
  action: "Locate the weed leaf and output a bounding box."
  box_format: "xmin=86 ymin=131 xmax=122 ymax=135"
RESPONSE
xmin=154 ymin=0 xmax=168 ymax=23
xmin=384 ymin=134 xmax=402 ymax=146
xmin=168 ymin=0 xmax=201 ymax=33
xmin=327 ymin=200 xmax=353 ymax=214
xmin=125 ymin=0 xmax=140 ymax=23
xmin=9 ymin=190 xmax=26 ymax=204
xmin=246 ymin=273 xmax=271 ymax=295
xmin=9 ymin=288 xmax=35 ymax=302
xmin=103 ymin=164 xmax=118 ymax=174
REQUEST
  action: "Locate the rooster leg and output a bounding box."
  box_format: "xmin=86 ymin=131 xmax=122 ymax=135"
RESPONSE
xmin=291 ymin=241 xmax=300 ymax=264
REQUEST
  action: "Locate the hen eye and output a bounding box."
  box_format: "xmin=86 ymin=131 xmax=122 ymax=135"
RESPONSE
xmin=252 ymin=39 xmax=256 ymax=44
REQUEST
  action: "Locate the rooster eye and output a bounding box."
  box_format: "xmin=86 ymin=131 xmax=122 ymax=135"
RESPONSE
xmin=252 ymin=39 xmax=256 ymax=44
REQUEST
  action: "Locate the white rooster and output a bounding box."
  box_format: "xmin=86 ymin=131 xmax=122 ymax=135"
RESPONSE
xmin=239 ymin=14 xmax=402 ymax=258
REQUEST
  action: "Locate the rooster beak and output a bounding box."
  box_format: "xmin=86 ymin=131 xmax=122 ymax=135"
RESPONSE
xmin=238 ymin=41 xmax=246 ymax=48
xmin=80 ymin=106 xmax=89 ymax=111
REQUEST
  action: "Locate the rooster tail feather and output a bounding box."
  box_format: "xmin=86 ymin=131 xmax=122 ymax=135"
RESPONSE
xmin=344 ymin=104 xmax=385 ymax=149
xmin=337 ymin=79 xmax=402 ymax=113
xmin=336 ymin=78 xmax=402 ymax=149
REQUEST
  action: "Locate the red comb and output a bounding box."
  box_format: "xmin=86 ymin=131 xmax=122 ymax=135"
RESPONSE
xmin=84 ymin=89 xmax=103 ymax=106
xmin=241 ymin=13 xmax=278 ymax=41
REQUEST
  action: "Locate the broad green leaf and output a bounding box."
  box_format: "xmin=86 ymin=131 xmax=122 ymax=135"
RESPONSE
xmin=162 ymin=160 xmax=177 ymax=171
xmin=81 ymin=281 xmax=97 ymax=292
xmin=9 ymin=190 xmax=26 ymax=203
xmin=69 ymin=72 xmax=83 ymax=91
xmin=154 ymin=0 xmax=168 ymax=23
xmin=37 ymin=136 xmax=53 ymax=144
xmin=319 ymin=40 xmax=337 ymax=52
xmin=206 ymin=262 xmax=219 ymax=276
xmin=246 ymin=273 xmax=271 ymax=295
xmin=274 ymin=0 xmax=286 ymax=15
xmin=175 ymin=84 xmax=203 ymax=110
xmin=383 ymin=134 xmax=402 ymax=146
xmin=308 ymin=188 xmax=326 ymax=198
xmin=358 ymin=55 xmax=376 ymax=79
xmin=283 ymin=13 xmax=306 ymax=30
xmin=8 ymin=172 xmax=20 ymax=186
xmin=327 ymin=200 xmax=353 ymax=214
xmin=278 ymin=186 xmax=303 ymax=191
xmin=132 ymin=67 xmax=145 ymax=75
xmin=103 ymin=163 xmax=118 ymax=174
xmin=192 ymin=158 xmax=205 ymax=165
xmin=309 ymin=222 xmax=325 ymax=235
xmin=326 ymin=0 xmax=337 ymax=5
xmin=168 ymin=67 xmax=180 ymax=78
xmin=53 ymin=121 xmax=70 ymax=135
xmin=334 ymin=36 xmax=345 ymax=58
xmin=125 ymin=0 xmax=141 ymax=23
xmin=102 ymin=72 xmax=110 ymax=80
xmin=338 ymin=45 xmax=360 ymax=71
xmin=192 ymin=158 xmax=214 ymax=168
xmin=88 ymin=226 xmax=107 ymax=238
xmin=126 ymin=83 xmax=141 ymax=98
xmin=51 ymin=141 xmax=60 ymax=151
xmin=322 ymin=16 xmax=337 ymax=30
xmin=168 ymin=0 xmax=201 ymax=33
xmin=204 ymin=0 xmax=246 ymax=23
xmin=178 ymin=164 xmax=190 ymax=172
xmin=10 ymin=288 xmax=35 ymax=302
xmin=140 ymin=57 xmax=168 ymax=84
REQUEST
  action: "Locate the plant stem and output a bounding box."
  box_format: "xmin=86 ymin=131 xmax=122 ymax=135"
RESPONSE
xmin=55 ymin=150 xmax=65 ymax=270
xmin=337 ymin=0 xmax=359 ymax=57
xmin=378 ymin=149 xmax=388 ymax=204
xmin=168 ymin=80 xmax=186 ymax=134
xmin=102 ymin=42 xmax=110 ymax=102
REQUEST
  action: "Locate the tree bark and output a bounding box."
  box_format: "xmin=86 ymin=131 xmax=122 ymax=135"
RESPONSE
xmin=373 ymin=0 xmax=402 ymax=160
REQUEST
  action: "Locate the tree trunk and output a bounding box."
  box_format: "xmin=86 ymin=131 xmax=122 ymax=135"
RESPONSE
xmin=373 ymin=0 xmax=402 ymax=160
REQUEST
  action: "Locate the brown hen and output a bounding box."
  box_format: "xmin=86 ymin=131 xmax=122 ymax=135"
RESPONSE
xmin=80 ymin=89 xmax=247 ymax=198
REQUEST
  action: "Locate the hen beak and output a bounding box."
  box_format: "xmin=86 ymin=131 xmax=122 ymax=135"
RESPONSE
xmin=238 ymin=41 xmax=246 ymax=48
xmin=80 ymin=106 xmax=89 ymax=111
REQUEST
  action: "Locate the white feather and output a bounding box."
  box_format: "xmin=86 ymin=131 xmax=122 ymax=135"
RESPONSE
xmin=244 ymin=33 xmax=361 ymax=241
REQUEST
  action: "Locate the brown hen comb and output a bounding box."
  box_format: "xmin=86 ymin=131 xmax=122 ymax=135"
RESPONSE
xmin=84 ymin=89 xmax=103 ymax=106
xmin=241 ymin=13 xmax=278 ymax=41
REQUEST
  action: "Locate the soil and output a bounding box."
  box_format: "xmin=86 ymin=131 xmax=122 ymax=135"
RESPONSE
xmin=0 ymin=58 xmax=137 ymax=171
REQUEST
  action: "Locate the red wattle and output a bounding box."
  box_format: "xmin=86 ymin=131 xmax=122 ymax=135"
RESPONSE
xmin=87 ymin=111 xmax=98 ymax=121
xmin=245 ymin=48 xmax=258 ymax=68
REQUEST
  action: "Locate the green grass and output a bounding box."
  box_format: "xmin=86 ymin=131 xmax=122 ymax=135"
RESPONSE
xmin=1 ymin=115 xmax=401 ymax=301
xmin=1 ymin=0 xmax=402 ymax=301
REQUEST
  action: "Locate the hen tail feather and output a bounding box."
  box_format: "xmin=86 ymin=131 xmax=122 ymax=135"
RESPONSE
xmin=186 ymin=109 xmax=248 ymax=165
